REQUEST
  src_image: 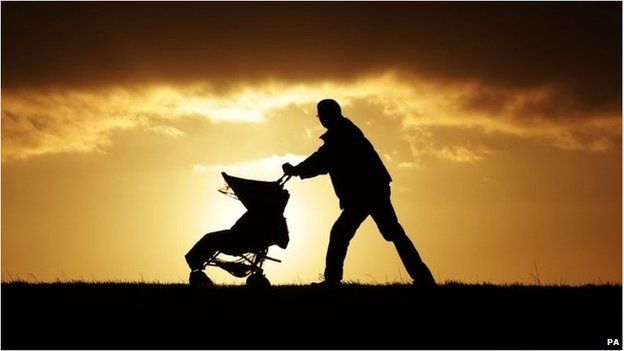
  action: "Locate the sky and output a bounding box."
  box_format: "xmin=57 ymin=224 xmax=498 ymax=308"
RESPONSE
xmin=2 ymin=2 xmax=621 ymax=285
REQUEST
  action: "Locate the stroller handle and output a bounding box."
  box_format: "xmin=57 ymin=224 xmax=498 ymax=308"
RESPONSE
xmin=276 ymin=174 xmax=292 ymax=187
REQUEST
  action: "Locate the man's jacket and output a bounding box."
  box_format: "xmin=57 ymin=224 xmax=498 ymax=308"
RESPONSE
xmin=295 ymin=117 xmax=392 ymax=208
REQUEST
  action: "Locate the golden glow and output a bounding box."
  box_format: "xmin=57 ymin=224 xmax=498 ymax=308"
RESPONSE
xmin=2 ymin=73 xmax=621 ymax=285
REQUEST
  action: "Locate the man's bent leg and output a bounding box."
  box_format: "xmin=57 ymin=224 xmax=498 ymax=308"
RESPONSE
xmin=370 ymin=191 xmax=435 ymax=285
xmin=324 ymin=208 xmax=369 ymax=283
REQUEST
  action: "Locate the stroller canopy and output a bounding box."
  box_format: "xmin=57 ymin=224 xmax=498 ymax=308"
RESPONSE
xmin=221 ymin=172 xmax=289 ymax=212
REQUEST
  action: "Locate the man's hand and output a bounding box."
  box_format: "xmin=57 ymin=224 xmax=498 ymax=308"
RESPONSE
xmin=282 ymin=163 xmax=297 ymax=176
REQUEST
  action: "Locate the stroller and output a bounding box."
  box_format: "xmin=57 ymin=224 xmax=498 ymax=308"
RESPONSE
xmin=185 ymin=172 xmax=291 ymax=287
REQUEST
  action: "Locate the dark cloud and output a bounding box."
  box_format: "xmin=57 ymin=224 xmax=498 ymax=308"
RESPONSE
xmin=2 ymin=2 xmax=621 ymax=114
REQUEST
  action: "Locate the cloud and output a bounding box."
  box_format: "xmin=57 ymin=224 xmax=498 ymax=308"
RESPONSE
xmin=175 ymin=83 xmax=317 ymax=122
xmin=2 ymin=73 xmax=620 ymax=163
xmin=3 ymin=3 xmax=620 ymax=165
xmin=146 ymin=125 xmax=185 ymax=138
xmin=195 ymin=153 xmax=307 ymax=173
xmin=3 ymin=2 xmax=620 ymax=117
xmin=397 ymin=162 xmax=419 ymax=170
xmin=401 ymin=126 xmax=496 ymax=165
xmin=391 ymin=81 xmax=621 ymax=155
xmin=1 ymin=88 xmax=176 ymax=161
xmin=192 ymin=164 xmax=210 ymax=173
xmin=1 ymin=92 xmax=138 ymax=160
xmin=438 ymin=146 xmax=493 ymax=163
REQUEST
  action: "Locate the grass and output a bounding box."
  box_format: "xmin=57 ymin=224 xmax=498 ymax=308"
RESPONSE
xmin=2 ymin=281 xmax=622 ymax=349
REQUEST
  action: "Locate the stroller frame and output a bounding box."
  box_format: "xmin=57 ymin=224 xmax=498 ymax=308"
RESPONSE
xmin=203 ymin=247 xmax=282 ymax=277
xmin=198 ymin=174 xmax=291 ymax=285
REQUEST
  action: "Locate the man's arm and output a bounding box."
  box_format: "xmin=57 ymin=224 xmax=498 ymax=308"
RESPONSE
xmin=283 ymin=145 xmax=329 ymax=179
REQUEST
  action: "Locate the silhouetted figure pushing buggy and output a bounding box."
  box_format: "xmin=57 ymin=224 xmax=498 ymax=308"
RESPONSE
xmin=282 ymin=99 xmax=435 ymax=287
xmin=185 ymin=172 xmax=291 ymax=287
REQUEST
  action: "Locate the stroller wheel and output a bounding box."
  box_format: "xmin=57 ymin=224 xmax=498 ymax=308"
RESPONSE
xmin=189 ymin=270 xmax=214 ymax=288
xmin=246 ymin=272 xmax=271 ymax=289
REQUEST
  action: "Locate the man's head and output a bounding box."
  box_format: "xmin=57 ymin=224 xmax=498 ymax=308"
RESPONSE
xmin=317 ymin=99 xmax=343 ymax=129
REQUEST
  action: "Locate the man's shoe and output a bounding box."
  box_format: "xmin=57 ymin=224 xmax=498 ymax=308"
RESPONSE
xmin=412 ymin=279 xmax=437 ymax=288
xmin=310 ymin=280 xmax=342 ymax=288
xmin=189 ymin=270 xmax=214 ymax=287
xmin=412 ymin=273 xmax=437 ymax=288
xmin=412 ymin=263 xmax=436 ymax=288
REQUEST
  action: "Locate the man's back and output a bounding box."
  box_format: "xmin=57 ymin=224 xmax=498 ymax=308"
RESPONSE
xmin=299 ymin=117 xmax=392 ymax=208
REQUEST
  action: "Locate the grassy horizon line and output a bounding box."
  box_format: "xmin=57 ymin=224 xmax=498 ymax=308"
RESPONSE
xmin=1 ymin=279 xmax=621 ymax=288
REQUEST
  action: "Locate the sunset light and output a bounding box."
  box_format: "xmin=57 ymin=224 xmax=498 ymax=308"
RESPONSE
xmin=2 ymin=2 xmax=620 ymax=286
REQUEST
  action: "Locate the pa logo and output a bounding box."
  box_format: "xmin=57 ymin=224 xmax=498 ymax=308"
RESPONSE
xmin=607 ymin=338 xmax=620 ymax=346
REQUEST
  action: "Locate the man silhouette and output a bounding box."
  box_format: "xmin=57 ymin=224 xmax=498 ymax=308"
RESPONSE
xmin=282 ymin=99 xmax=435 ymax=287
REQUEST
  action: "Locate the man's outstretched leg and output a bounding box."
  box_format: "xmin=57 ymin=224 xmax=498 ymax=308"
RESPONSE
xmin=371 ymin=189 xmax=436 ymax=286
xmin=323 ymin=208 xmax=368 ymax=284
xmin=392 ymin=232 xmax=435 ymax=285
